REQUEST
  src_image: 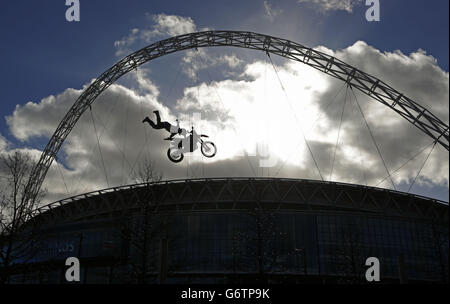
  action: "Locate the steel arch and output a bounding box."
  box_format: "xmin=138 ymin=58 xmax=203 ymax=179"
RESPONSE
xmin=24 ymin=30 xmax=450 ymax=203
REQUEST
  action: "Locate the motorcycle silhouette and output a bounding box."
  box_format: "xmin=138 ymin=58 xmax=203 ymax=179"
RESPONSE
xmin=165 ymin=126 xmax=217 ymax=163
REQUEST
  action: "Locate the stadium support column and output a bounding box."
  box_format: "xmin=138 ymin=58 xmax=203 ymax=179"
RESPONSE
xmin=397 ymin=254 xmax=408 ymax=284
xmin=314 ymin=215 xmax=322 ymax=283
xmin=158 ymin=237 xmax=168 ymax=284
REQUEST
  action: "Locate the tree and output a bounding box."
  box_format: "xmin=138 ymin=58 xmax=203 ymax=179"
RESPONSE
xmin=0 ymin=151 xmax=47 ymax=283
xmin=112 ymin=158 xmax=164 ymax=283
xmin=133 ymin=157 xmax=163 ymax=184
xmin=335 ymin=223 xmax=365 ymax=283
xmin=232 ymin=208 xmax=289 ymax=283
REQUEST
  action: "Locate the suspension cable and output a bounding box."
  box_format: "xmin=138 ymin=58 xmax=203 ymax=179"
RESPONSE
xmin=273 ymin=82 xmax=347 ymax=177
xmin=407 ymin=141 xmax=437 ymax=193
xmin=198 ymin=51 xmax=257 ymax=177
xmin=374 ymin=140 xmax=436 ymax=188
xmin=263 ymin=53 xmax=267 ymax=177
xmin=89 ymin=106 xmax=110 ymax=188
xmin=121 ymin=91 xmax=130 ymax=185
xmin=90 ymin=109 xmax=135 ymax=181
xmin=128 ymin=66 xmax=151 ymax=182
xmin=190 ymin=49 xmax=201 ymax=178
xmin=350 ymin=86 xmax=396 ymax=190
xmin=128 ymin=135 xmax=148 ymax=180
xmin=187 ymin=111 xmax=192 ymax=178
xmin=348 ymin=87 xmax=368 ymax=186
xmin=129 ymin=63 xmax=185 ymax=181
xmin=329 ymin=85 xmax=349 ymax=181
xmin=72 ymin=94 xmax=121 ymax=194
xmin=267 ymin=52 xmax=324 ymax=181
xmin=55 ymin=156 xmax=70 ymax=197
xmin=307 ymin=83 xmax=347 ymax=133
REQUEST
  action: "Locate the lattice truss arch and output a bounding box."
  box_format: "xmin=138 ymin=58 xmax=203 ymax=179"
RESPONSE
xmin=25 ymin=31 xmax=450 ymax=203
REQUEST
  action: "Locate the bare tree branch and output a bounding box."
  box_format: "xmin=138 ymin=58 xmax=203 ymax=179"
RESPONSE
xmin=133 ymin=157 xmax=163 ymax=184
xmin=0 ymin=151 xmax=47 ymax=284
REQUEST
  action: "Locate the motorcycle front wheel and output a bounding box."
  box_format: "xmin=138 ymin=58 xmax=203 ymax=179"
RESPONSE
xmin=201 ymin=141 xmax=217 ymax=158
xmin=167 ymin=148 xmax=184 ymax=163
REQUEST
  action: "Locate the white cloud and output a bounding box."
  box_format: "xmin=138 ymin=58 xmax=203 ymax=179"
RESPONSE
xmin=7 ymin=89 xmax=79 ymax=141
xmin=114 ymin=13 xmax=241 ymax=80
xmin=0 ymin=134 xmax=8 ymax=151
xmin=150 ymin=13 xmax=197 ymax=37
xmin=114 ymin=13 xmax=198 ymax=56
xmin=264 ymin=1 xmax=283 ymax=22
xmin=182 ymin=49 xmax=244 ymax=79
xmin=298 ymin=0 xmax=364 ymax=13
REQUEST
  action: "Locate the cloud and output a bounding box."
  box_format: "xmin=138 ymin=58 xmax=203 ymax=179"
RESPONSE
xmin=7 ymin=89 xmax=80 ymax=141
xmin=4 ymin=72 xmax=171 ymax=203
xmin=0 ymin=134 xmax=8 ymax=151
xmin=263 ymin=1 xmax=283 ymax=22
xmin=150 ymin=13 xmax=197 ymax=37
xmin=2 ymin=31 xmax=449 ymax=205
xmin=114 ymin=13 xmax=241 ymax=80
xmin=298 ymin=0 xmax=364 ymax=13
xmin=114 ymin=13 xmax=198 ymax=56
xmin=182 ymin=49 xmax=244 ymax=79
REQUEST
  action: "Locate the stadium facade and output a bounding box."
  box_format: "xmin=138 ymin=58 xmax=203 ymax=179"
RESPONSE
xmin=3 ymin=178 xmax=449 ymax=284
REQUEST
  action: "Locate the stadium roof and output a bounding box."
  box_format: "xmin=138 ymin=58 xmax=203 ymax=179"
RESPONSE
xmin=30 ymin=178 xmax=449 ymax=226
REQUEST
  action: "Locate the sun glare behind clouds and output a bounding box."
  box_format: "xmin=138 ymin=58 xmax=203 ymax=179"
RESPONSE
xmin=174 ymin=58 xmax=333 ymax=169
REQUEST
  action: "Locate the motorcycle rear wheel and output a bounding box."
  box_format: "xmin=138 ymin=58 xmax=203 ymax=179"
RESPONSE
xmin=167 ymin=148 xmax=184 ymax=163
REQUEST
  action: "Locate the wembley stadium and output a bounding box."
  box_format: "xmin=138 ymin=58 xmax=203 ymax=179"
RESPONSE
xmin=1 ymin=31 xmax=448 ymax=285
xmin=4 ymin=177 xmax=448 ymax=284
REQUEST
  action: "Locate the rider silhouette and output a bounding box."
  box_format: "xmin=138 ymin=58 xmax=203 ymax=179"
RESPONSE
xmin=142 ymin=110 xmax=182 ymax=140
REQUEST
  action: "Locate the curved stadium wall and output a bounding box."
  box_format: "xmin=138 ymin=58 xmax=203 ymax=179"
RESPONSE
xmin=5 ymin=178 xmax=449 ymax=284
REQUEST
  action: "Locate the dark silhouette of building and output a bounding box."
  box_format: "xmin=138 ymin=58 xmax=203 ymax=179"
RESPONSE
xmin=3 ymin=178 xmax=448 ymax=284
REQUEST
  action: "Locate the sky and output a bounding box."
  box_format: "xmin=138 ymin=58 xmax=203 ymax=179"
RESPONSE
xmin=0 ymin=0 xmax=448 ymax=204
